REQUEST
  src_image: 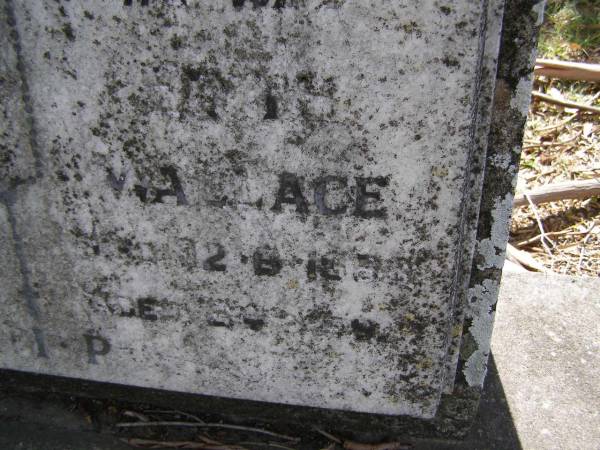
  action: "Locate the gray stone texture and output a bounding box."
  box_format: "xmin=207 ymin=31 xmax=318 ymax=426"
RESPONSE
xmin=0 ymin=0 xmax=544 ymax=432
xmin=492 ymin=273 xmax=600 ymax=450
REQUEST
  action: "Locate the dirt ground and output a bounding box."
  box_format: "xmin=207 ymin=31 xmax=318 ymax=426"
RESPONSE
xmin=509 ymin=0 xmax=599 ymax=277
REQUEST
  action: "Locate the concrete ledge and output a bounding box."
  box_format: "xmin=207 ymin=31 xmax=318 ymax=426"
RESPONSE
xmin=490 ymin=272 xmax=600 ymax=450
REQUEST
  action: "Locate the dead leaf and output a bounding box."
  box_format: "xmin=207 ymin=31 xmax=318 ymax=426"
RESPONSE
xmin=539 ymin=153 xmax=554 ymax=165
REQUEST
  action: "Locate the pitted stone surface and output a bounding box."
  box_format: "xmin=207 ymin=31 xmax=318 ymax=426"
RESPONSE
xmin=0 ymin=0 xmax=533 ymax=421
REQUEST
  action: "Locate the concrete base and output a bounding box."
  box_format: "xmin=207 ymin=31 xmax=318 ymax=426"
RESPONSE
xmin=0 ymin=272 xmax=598 ymax=449
xmin=489 ymin=272 xmax=600 ymax=450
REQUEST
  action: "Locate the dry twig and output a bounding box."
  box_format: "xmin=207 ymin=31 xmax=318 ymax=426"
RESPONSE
xmin=515 ymin=228 xmax=591 ymax=247
xmin=577 ymin=221 xmax=596 ymax=274
xmin=534 ymin=59 xmax=600 ymax=82
xmin=238 ymin=442 xmax=298 ymax=450
xmin=531 ymin=91 xmax=600 ymax=114
xmin=144 ymin=410 xmax=206 ymax=423
xmin=522 ymin=132 xmax=580 ymax=150
xmin=525 ymin=194 xmax=554 ymax=256
xmin=535 ymin=113 xmax=578 ymax=133
xmin=506 ymin=243 xmax=547 ymax=272
xmin=314 ymin=429 xmax=411 ymax=450
xmin=513 ymin=178 xmax=600 ymax=207
xmin=116 ymin=421 xmax=299 ymax=442
xmin=123 ymin=436 xmax=247 ymax=449
xmin=123 ymin=410 xmax=150 ymax=422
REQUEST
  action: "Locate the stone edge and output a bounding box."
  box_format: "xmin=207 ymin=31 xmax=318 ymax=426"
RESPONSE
xmin=440 ymin=0 xmax=546 ymax=436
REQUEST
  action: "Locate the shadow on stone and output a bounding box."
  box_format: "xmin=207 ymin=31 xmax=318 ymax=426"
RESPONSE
xmin=0 ymin=353 xmax=522 ymax=449
xmin=414 ymin=353 xmax=523 ymax=450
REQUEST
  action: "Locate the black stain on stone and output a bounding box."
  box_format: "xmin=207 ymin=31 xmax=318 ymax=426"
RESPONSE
xmin=123 ymin=0 xmax=150 ymax=6
xmin=455 ymin=21 xmax=468 ymax=31
xmin=442 ymin=56 xmax=460 ymax=68
xmin=319 ymin=256 xmax=342 ymax=281
xmin=62 ymin=23 xmax=75 ymax=42
xmin=353 ymin=254 xmax=381 ymax=282
xmin=235 ymin=0 xmax=301 ymax=8
xmin=179 ymin=62 xmax=232 ymax=121
xmin=117 ymin=237 xmax=133 ymax=255
xmin=306 ymin=253 xmax=342 ymax=281
xmin=296 ymin=70 xmax=316 ymax=91
xmin=264 ymin=92 xmax=278 ymax=120
xmin=233 ymin=0 xmax=270 ymax=8
xmin=182 ymin=65 xmax=202 ymax=82
xmin=170 ymin=34 xmax=183 ymax=50
xmin=208 ymin=319 xmax=232 ymax=328
xmin=252 ymin=0 xmax=270 ymax=7
xmin=350 ymin=319 xmax=379 ymax=341
xmin=243 ymin=317 xmax=266 ymax=331
xmin=402 ymin=21 xmax=422 ymax=38
xmin=306 ymin=256 xmax=317 ymax=281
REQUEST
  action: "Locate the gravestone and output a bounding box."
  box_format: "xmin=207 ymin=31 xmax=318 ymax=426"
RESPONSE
xmin=0 ymin=0 xmax=544 ymax=439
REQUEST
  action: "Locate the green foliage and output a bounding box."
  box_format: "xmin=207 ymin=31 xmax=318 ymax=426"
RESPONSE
xmin=520 ymin=156 xmax=538 ymax=171
xmin=538 ymin=0 xmax=600 ymax=60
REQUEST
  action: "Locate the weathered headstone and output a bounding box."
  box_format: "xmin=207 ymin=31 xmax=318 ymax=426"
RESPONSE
xmin=1 ymin=0 xmax=544 ymax=438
